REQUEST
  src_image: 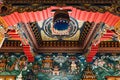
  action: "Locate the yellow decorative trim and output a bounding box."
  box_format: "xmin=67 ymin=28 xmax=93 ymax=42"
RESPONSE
xmin=41 ymin=30 xmax=58 ymax=41
xmin=114 ymin=20 xmax=120 ymax=41
xmin=0 ymin=16 xmax=8 ymax=31
xmin=114 ymin=20 xmax=120 ymax=35
xmin=0 ymin=31 xmax=5 ymax=48
xmin=63 ymin=30 xmax=80 ymax=41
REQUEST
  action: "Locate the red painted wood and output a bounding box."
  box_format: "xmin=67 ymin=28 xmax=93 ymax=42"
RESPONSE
xmin=11 ymin=14 xmax=19 ymax=24
xmin=28 ymin=12 xmax=36 ymax=22
xmin=84 ymin=11 xmax=90 ymax=21
xmin=1 ymin=6 xmax=120 ymax=27
xmin=7 ymin=16 xmax=13 ymax=26
xmin=39 ymin=11 xmax=44 ymax=20
xmin=71 ymin=8 xmax=77 ymax=18
xmin=87 ymin=12 xmax=92 ymax=22
xmin=25 ymin=12 xmax=30 ymax=23
xmin=95 ymin=12 xmax=104 ymax=23
xmin=10 ymin=14 xmax=19 ymax=25
xmin=112 ymin=16 xmax=120 ymax=26
xmin=75 ymin=10 xmax=80 ymax=19
xmin=102 ymin=12 xmax=110 ymax=22
xmin=104 ymin=14 xmax=113 ymax=24
xmin=23 ymin=45 xmax=34 ymax=62
xmin=8 ymin=15 xmax=15 ymax=26
xmin=100 ymin=30 xmax=114 ymax=41
xmin=2 ymin=16 xmax=11 ymax=26
xmin=13 ymin=12 xmax=21 ymax=23
xmin=88 ymin=12 xmax=96 ymax=22
xmin=7 ymin=30 xmax=21 ymax=40
xmin=43 ymin=10 xmax=48 ymax=20
xmin=8 ymin=30 xmax=34 ymax=62
xmin=107 ymin=14 xmax=115 ymax=26
xmin=34 ymin=11 xmax=42 ymax=21
xmin=20 ymin=12 xmax=29 ymax=23
xmin=93 ymin=12 xmax=99 ymax=22
xmin=87 ymin=45 xmax=98 ymax=62
xmin=111 ymin=16 xmax=120 ymax=26
xmin=47 ymin=7 xmax=52 ymax=18
xmin=79 ymin=11 xmax=87 ymax=21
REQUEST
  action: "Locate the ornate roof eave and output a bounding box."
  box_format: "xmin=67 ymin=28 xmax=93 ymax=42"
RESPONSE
xmin=3 ymin=0 xmax=119 ymax=5
xmin=23 ymin=23 xmax=39 ymax=50
xmin=83 ymin=22 xmax=105 ymax=52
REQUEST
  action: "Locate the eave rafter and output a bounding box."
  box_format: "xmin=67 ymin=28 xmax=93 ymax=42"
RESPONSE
xmin=0 ymin=40 xmax=23 ymax=52
xmin=0 ymin=0 xmax=120 ymax=16
xmin=29 ymin=22 xmax=42 ymax=46
xmin=79 ymin=22 xmax=94 ymax=47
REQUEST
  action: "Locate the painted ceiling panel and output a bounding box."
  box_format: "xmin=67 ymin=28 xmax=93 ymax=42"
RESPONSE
xmin=40 ymin=16 xmax=79 ymax=41
xmin=41 ymin=30 xmax=58 ymax=41
xmin=63 ymin=30 xmax=80 ymax=41
xmin=0 ymin=4 xmax=120 ymax=63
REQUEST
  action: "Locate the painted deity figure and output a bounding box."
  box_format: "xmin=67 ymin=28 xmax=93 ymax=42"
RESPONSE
xmin=42 ymin=56 xmax=53 ymax=69
xmin=0 ymin=58 xmax=7 ymax=72
xmin=71 ymin=61 xmax=77 ymax=72
xmin=19 ymin=56 xmax=27 ymax=70
xmin=32 ymin=63 xmax=40 ymax=74
xmin=52 ymin=66 xmax=60 ymax=75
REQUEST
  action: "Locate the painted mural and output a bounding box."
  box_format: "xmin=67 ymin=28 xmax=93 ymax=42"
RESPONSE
xmin=92 ymin=54 xmax=120 ymax=80
xmin=0 ymin=53 xmax=120 ymax=80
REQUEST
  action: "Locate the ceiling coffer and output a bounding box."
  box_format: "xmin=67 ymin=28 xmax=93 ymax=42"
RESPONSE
xmin=53 ymin=10 xmax=70 ymax=31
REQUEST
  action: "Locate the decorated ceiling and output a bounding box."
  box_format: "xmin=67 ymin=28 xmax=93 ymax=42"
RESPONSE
xmin=0 ymin=0 xmax=120 ymax=80
xmin=0 ymin=0 xmax=120 ymax=62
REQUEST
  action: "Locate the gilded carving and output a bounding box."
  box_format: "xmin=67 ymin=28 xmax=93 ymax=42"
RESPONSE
xmin=0 ymin=17 xmax=8 ymax=31
xmin=114 ymin=20 xmax=120 ymax=41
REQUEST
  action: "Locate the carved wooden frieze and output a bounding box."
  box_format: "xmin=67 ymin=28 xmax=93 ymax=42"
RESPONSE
xmin=99 ymin=41 xmax=120 ymax=47
xmin=39 ymin=41 xmax=80 ymax=47
xmin=0 ymin=0 xmax=120 ymax=16
xmin=2 ymin=40 xmax=22 ymax=47
xmin=3 ymin=0 xmax=119 ymax=4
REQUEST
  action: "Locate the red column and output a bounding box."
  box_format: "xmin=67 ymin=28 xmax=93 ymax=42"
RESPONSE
xmin=8 ymin=30 xmax=34 ymax=62
xmin=23 ymin=45 xmax=34 ymax=62
xmin=86 ymin=45 xmax=98 ymax=62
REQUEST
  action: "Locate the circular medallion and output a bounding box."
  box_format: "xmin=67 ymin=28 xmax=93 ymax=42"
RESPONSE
xmin=42 ymin=17 xmax=78 ymax=40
